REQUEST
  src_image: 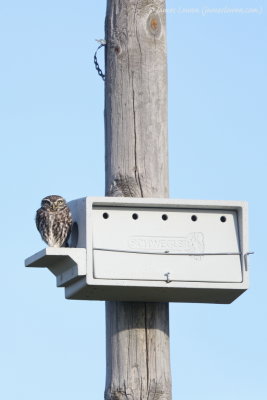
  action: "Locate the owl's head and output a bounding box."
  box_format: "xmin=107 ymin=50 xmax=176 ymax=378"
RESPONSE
xmin=41 ymin=195 xmax=67 ymax=212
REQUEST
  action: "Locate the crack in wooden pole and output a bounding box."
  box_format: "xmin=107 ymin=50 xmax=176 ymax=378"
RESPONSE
xmin=104 ymin=1 xmax=171 ymax=399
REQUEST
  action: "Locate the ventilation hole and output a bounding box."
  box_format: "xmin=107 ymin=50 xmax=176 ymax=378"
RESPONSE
xmin=103 ymin=212 xmax=109 ymax=219
xmin=162 ymin=214 xmax=168 ymax=221
xmin=132 ymin=213 xmax=139 ymax=220
xmin=191 ymin=215 xmax=197 ymax=222
xmin=220 ymin=216 xmax=227 ymax=223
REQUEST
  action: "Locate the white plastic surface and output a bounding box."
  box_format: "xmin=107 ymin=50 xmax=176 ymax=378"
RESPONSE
xmin=92 ymin=208 xmax=242 ymax=283
xmin=25 ymin=247 xmax=86 ymax=287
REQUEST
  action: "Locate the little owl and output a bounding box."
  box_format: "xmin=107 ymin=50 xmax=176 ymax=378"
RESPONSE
xmin=36 ymin=195 xmax=72 ymax=247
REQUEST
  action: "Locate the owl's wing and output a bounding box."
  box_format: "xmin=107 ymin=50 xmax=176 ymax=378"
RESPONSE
xmin=35 ymin=208 xmax=43 ymax=232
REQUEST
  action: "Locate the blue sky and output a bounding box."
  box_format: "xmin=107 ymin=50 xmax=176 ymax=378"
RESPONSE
xmin=1 ymin=1 xmax=266 ymax=399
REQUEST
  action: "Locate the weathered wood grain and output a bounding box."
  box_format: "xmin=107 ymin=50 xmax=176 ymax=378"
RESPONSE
xmin=104 ymin=1 xmax=171 ymax=399
xmin=104 ymin=0 xmax=168 ymax=198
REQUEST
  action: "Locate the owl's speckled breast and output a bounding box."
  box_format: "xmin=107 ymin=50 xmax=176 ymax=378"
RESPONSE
xmin=36 ymin=196 xmax=72 ymax=248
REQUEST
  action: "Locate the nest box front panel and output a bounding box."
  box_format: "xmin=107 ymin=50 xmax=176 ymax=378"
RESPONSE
xmin=91 ymin=205 xmax=243 ymax=284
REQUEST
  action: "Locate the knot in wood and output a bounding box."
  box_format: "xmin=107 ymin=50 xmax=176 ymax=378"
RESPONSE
xmin=109 ymin=174 xmax=142 ymax=197
xmin=114 ymin=45 xmax=121 ymax=55
xmin=151 ymin=18 xmax=158 ymax=30
xmin=147 ymin=13 xmax=161 ymax=37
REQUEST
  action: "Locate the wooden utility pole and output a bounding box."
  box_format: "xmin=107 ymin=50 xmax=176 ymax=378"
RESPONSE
xmin=104 ymin=1 xmax=171 ymax=399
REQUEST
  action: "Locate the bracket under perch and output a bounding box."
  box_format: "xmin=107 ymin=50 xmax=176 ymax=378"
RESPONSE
xmin=25 ymin=247 xmax=86 ymax=288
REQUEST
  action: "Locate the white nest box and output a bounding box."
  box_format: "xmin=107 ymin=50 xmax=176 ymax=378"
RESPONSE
xmin=25 ymin=197 xmax=251 ymax=304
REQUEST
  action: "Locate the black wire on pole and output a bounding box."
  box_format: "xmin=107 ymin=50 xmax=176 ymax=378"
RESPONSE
xmin=94 ymin=41 xmax=106 ymax=81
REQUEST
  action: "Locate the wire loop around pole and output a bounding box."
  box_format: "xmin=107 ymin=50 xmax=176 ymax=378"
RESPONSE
xmin=94 ymin=42 xmax=106 ymax=81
